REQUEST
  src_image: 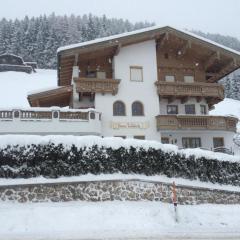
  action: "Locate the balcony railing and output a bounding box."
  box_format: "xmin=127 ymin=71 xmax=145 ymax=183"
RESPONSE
xmin=155 ymin=81 xmax=224 ymax=99
xmin=156 ymin=115 xmax=238 ymax=132
xmin=0 ymin=108 xmax=101 ymax=135
xmin=74 ymin=77 xmax=121 ymax=95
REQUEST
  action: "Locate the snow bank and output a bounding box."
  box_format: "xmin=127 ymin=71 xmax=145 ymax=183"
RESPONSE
xmin=0 ymin=134 xmax=239 ymax=162
xmin=0 ymin=201 xmax=240 ymax=239
xmin=0 ymin=69 xmax=56 ymax=108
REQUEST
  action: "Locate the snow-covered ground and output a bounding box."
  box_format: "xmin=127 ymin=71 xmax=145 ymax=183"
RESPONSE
xmin=0 ymin=201 xmax=240 ymax=240
xmin=0 ymin=70 xmax=56 ymax=107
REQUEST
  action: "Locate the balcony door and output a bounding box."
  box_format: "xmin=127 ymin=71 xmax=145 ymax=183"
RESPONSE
xmin=182 ymin=137 xmax=201 ymax=148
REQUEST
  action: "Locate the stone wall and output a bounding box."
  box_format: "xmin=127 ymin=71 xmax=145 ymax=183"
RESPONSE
xmin=0 ymin=179 xmax=240 ymax=204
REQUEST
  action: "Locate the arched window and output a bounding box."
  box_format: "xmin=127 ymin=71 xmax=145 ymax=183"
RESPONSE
xmin=132 ymin=101 xmax=144 ymax=116
xmin=113 ymin=101 xmax=126 ymax=116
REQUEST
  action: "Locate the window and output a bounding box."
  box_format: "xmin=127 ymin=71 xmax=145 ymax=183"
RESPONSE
xmin=130 ymin=66 xmax=143 ymax=81
xmin=86 ymin=70 xmax=96 ymax=78
xmin=165 ymin=75 xmax=175 ymax=82
xmin=167 ymin=105 xmax=178 ymax=114
xmin=96 ymin=71 xmax=106 ymax=79
xmin=113 ymin=101 xmax=126 ymax=116
xmin=200 ymin=105 xmax=207 ymax=115
xmin=213 ymin=137 xmax=224 ymax=148
xmin=132 ymin=101 xmax=144 ymax=116
xmin=185 ymin=104 xmax=195 ymax=114
xmin=134 ymin=136 xmax=145 ymax=140
xmin=115 ymin=136 xmax=126 ymax=139
xmin=184 ymin=75 xmax=194 ymax=83
xmin=161 ymin=137 xmax=169 ymax=144
xmin=182 ymin=138 xmax=201 ymax=148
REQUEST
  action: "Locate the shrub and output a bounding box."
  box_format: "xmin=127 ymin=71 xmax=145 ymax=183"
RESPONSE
xmin=0 ymin=143 xmax=239 ymax=186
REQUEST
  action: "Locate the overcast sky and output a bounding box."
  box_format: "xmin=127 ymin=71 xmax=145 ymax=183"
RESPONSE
xmin=1 ymin=0 xmax=240 ymax=39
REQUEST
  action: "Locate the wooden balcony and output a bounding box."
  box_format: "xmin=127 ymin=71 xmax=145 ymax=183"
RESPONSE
xmin=74 ymin=77 xmax=121 ymax=95
xmin=155 ymin=81 xmax=224 ymax=100
xmin=156 ymin=115 xmax=238 ymax=132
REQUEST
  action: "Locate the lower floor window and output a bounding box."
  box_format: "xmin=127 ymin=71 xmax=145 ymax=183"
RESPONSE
xmin=134 ymin=136 xmax=145 ymax=140
xmin=213 ymin=137 xmax=224 ymax=148
xmin=115 ymin=136 xmax=126 ymax=139
xmin=182 ymin=137 xmax=201 ymax=148
xmin=161 ymin=137 xmax=169 ymax=144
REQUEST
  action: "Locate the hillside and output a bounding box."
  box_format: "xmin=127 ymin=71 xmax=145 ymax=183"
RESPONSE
xmin=0 ymin=70 xmax=56 ymax=107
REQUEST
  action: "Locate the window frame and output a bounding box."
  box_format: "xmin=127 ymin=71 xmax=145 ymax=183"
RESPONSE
xmin=182 ymin=137 xmax=202 ymax=148
xmin=161 ymin=137 xmax=170 ymax=144
xmin=134 ymin=136 xmax=145 ymax=140
xmin=165 ymin=75 xmax=175 ymax=82
xmin=200 ymin=105 xmax=207 ymax=115
xmin=132 ymin=101 xmax=144 ymax=116
xmin=185 ymin=104 xmax=196 ymax=114
xmin=167 ymin=105 xmax=178 ymax=115
xmin=130 ymin=66 xmax=143 ymax=82
xmin=184 ymin=75 xmax=195 ymax=83
xmin=113 ymin=101 xmax=126 ymax=116
xmin=213 ymin=137 xmax=224 ymax=148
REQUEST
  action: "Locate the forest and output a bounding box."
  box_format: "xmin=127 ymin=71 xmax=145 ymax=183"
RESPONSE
xmin=0 ymin=13 xmax=240 ymax=99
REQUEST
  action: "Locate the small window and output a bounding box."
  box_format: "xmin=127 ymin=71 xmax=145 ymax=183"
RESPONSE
xmin=213 ymin=137 xmax=224 ymax=148
xmin=164 ymin=53 xmax=169 ymax=59
xmin=134 ymin=136 xmax=145 ymax=140
xmin=132 ymin=101 xmax=144 ymax=116
xmin=184 ymin=75 xmax=194 ymax=83
xmin=182 ymin=138 xmax=201 ymax=148
xmin=161 ymin=137 xmax=169 ymax=144
xmin=167 ymin=105 xmax=178 ymax=114
xmin=185 ymin=104 xmax=195 ymax=114
xmin=113 ymin=101 xmax=126 ymax=116
xmin=200 ymin=105 xmax=207 ymax=115
xmin=165 ymin=75 xmax=175 ymax=82
xmin=115 ymin=136 xmax=126 ymax=139
xmin=130 ymin=66 xmax=143 ymax=81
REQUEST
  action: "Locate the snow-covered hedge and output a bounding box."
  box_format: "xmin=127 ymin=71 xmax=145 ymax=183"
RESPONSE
xmin=0 ymin=135 xmax=239 ymax=186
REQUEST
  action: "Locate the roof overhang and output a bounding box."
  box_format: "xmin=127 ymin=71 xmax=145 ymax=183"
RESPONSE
xmin=27 ymin=86 xmax=73 ymax=107
xmin=57 ymin=26 xmax=240 ymax=85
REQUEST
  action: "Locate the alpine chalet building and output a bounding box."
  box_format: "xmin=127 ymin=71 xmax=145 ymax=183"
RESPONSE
xmin=2 ymin=26 xmax=240 ymax=152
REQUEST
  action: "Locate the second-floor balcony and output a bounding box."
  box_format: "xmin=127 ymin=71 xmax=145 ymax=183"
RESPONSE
xmin=156 ymin=115 xmax=238 ymax=132
xmin=0 ymin=108 xmax=102 ymax=135
xmin=74 ymin=77 xmax=121 ymax=95
xmin=155 ymin=81 xmax=224 ymax=100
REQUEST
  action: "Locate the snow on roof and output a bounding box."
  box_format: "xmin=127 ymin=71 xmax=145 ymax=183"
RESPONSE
xmin=0 ymin=69 xmax=57 ymax=108
xmin=57 ymin=25 xmax=240 ymax=56
xmin=27 ymin=86 xmax=63 ymax=95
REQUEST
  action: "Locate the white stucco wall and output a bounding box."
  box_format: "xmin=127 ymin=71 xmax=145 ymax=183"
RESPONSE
xmin=95 ymin=40 xmax=160 ymax=140
xmin=161 ymin=130 xmax=235 ymax=151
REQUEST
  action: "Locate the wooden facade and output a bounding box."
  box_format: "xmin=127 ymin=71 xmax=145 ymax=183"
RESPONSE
xmin=156 ymin=115 xmax=238 ymax=132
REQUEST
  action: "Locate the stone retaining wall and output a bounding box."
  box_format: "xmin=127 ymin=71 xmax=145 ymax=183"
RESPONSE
xmin=0 ymin=179 xmax=240 ymax=204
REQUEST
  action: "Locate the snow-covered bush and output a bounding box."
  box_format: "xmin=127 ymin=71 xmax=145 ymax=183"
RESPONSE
xmin=0 ymin=140 xmax=240 ymax=186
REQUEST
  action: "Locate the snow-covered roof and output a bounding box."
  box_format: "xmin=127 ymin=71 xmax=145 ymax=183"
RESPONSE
xmin=57 ymin=25 xmax=240 ymax=57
